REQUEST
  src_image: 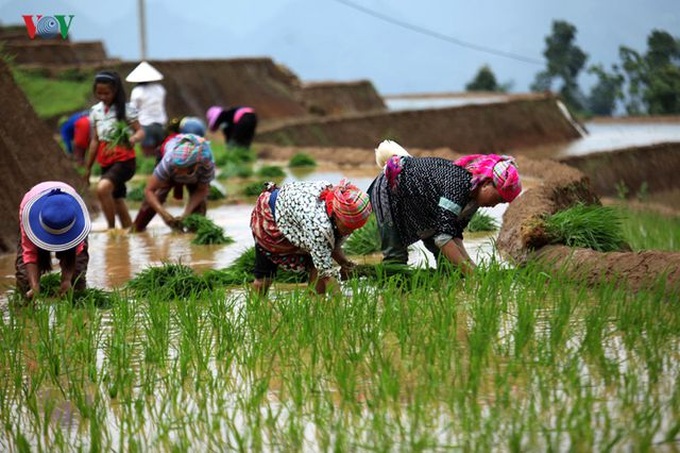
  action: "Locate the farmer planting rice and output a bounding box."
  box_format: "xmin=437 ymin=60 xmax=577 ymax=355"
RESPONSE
xmin=131 ymin=132 xmax=215 ymax=232
xmin=250 ymin=179 xmax=372 ymax=295
xmin=369 ymin=140 xmax=521 ymax=275
xmin=85 ymin=70 xmax=144 ymax=230
xmin=15 ymin=181 xmax=91 ymax=300
xmin=126 ymin=61 xmax=168 ymax=160
xmin=206 ymin=104 xmax=258 ymax=150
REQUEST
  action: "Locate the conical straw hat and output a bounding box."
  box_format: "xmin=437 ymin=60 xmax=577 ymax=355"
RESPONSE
xmin=125 ymin=61 xmax=164 ymax=83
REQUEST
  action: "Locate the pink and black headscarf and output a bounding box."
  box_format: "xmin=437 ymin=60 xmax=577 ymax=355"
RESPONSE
xmin=454 ymin=154 xmax=522 ymax=202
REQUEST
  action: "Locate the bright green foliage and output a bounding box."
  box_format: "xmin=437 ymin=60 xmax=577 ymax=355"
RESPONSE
xmin=544 ymin=203 xmax=628 ymax=251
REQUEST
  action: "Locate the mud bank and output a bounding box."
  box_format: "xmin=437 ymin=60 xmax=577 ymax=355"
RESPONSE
xmin=0 ymin=60 xmax=92 ymax=253
xmin=496 ymin=158 xmax=680 ymax=295
xmin=256 ymin=94 xmax=584 ymax=153
xmin=558 ymin=142 xmax=680 ymax=198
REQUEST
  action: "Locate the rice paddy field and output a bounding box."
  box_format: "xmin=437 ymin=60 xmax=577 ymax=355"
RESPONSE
xmin=2 ymin=138 xmax=680 ymax=451
xmin=1 ymin=260 xmax=679 ymax=451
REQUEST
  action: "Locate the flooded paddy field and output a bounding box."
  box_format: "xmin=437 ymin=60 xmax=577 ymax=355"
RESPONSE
xmin=1 ymin=121 xmax=679 ymax=451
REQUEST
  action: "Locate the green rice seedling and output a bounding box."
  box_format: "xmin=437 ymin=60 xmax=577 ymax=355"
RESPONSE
xmin=466 ymin=211 xmax=498 ymax=232
xmin=107 ymin=121 xmax=132 ymax=150
xmin=136 ymin=154 xmax=157 ymax=175
xmin=229 ymin=146 xmax=257 ymax=163
xmin=206 ymin=246 xmax=306 ymax=286
xmin=126 ymin=262 xmax=214 ymax=299
xmin=543 ymin=203 xmax=628 ymax=252
xmin=343 ymin=214 xmax=380 ymax=255
xmin=182 ymin=214 xmax=234 ymax=245
xmin=126 ymin=183 xmax=146 ymax=202
xmin=616 ymin=206 xmax=680 ymax=251
xmin=257 ymin=165 xmax=286 ymax=178
xmin=243 ymin=181 xmax=268 ymax=197
xmin=218 ymin=161 xmax=254 ymax=179
xmin=288 ymin=152 xmax=317 ymax=168
xmin=207 ymin=184 xmax=226 ymax=201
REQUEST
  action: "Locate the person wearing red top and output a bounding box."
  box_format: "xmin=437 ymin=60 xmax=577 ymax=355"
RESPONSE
xmin=85 ymin=71 xmax=144 ymax=229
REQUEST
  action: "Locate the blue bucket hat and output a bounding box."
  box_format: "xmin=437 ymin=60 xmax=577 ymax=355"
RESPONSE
xmin=179 ymin=116 xmax=206 ymax=137
xmin=22 ymin=188 xmax=91 ymax=252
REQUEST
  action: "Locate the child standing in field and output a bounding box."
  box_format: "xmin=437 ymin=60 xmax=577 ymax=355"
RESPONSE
xmin=85 ymin=71 xmax=144 ymax=229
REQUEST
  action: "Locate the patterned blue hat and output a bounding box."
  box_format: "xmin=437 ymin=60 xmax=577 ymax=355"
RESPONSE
xmin=22 ymin=188 xmax=91 ymax=252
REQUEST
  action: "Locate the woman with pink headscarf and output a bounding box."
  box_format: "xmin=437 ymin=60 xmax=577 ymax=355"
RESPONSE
xmin=368 ymin=140 xmax=522 ymax=276
xmin=250 ymin=179 xmax=372 ymax=295
xmin=206 ymin=105 xmax=258 ymax=149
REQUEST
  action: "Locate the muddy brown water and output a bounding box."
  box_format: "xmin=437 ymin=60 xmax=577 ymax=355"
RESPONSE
xmin=1 ymin=121 xmax=678 ymax=299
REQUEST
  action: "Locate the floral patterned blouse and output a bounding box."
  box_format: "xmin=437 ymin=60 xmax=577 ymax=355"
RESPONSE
xmin=275 ymin=181 xmax=340 ymax=278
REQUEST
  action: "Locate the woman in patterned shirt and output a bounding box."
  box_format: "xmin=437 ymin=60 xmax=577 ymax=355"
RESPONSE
xmin=85 ymin=71 xmax=144 ymax=229
xmin=369 ymin=140 xmax=522 ymax=276
xmin=250 ymin=179 xmax=372 ymax=295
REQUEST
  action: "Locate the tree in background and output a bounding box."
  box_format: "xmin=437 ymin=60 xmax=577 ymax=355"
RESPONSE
xmin=642 ymin=30 xmax=680 ymax=114
xmin=586 ymin=64 xmax=625 ymax=116
xmin=465 ymin=65 xmax=512 ymax=92
xmin=581 ymin=29 xmax=680 ymax=116
xmin=531 ymin=20 xmax=588 ymax=113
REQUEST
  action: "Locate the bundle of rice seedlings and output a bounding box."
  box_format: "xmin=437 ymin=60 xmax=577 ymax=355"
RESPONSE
xmin=182 ymin=214 xmax=234 ymax=245
xmin=13 ymin=273 xmax=116 ymax=307
xmin=206 ymin=246 xmax=307 ymax=286
xmin=466 ymin=211 xmax=498 ymax=232
xmin=243 ymin=181 xmax=268 ymax=197
xmin=127 ymin=262 xmax=213 ymax=299
xmin=257 ymin=165 xmax=286 ymax=178
xmin=107 ymin=120 xmax=131 ymax=150
xmin=208 ymin=184 xmax=226 ymax=201
xmin=344 ymin=214 xmax=381 ymax=255
xmin=544 ymin=203 xmax=628 ymax=252
xmin=288 ymin=152 xmax=317 ymax=168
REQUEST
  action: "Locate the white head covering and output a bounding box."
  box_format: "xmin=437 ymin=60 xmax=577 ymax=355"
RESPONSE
xmin=125 ymin=61 xmax=164 ymax=83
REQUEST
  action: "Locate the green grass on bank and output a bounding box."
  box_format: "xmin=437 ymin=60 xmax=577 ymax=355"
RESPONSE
xmin=617 ymin=205 xmax=680 ymax=251
xmin=11 ymin=67 xmax=93 ymax=119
